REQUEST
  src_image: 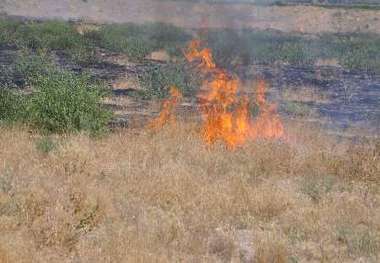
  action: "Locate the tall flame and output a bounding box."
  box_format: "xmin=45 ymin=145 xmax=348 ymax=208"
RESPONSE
xmin=147 ymin=86 xmax=182 ymax=131
xmin=250 ymin=79 xmax=285 ymax=140
xmin=149 ymin=40 xmax=284 ymax=149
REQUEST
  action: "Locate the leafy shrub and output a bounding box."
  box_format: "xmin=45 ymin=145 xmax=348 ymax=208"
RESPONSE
xmin=138 ymin=62 xmax=200 ymax=98
xmin=15 ymin=51 xmax=55 ymax=85
xmin=26 ymin=69 xmax=111 ymax=134
xmin=0 ymin=50 xmax=54 ymax=89
xmin=0 ymin=88 xmax=27 ymax=123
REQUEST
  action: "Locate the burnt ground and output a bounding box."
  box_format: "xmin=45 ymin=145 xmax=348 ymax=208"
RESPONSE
xmin=1 ymin=45 xmax=379 ymax=139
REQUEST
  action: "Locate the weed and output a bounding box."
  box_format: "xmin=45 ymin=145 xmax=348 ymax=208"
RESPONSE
xmin=138 ymin=62 xmax=200 ymax=98
xmin=0 ymin=89 xmax=27 ymax=124
xmin=300 ymin=175 xmax=335 ymax=202
xmin=35 ymin=136 xmax=57 ymax=154
xmin=281 ymin=101 xmax=313 ymax=117
xmin=0 ymin=19 xmax=19 ymax=46
xmin=26 ymin=69 xmax=111 ymax=134
xmin=0 ymin=169 xmax=12 ymax=194
xmin=204 ymin=28 xmax=380 ymax=73
xmin=255 ymin=236 xmax=289 ymax=263
xmin=336 ymin=225 xmax=380 ymax=258
xmin=89 ymin=22 xmax=191 ymax=61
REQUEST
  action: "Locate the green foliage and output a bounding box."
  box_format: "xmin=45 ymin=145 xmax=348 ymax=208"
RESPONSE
xmin=0 ymin=88 xmax=27 ymax=123
xmin=35 ymin=136 xmax=57 ymax=154
xmin=0 ymin=20 xmax=96 ymax=65
xmin=26 ymin=69 xmax=111 ymax=134
xmin=138 ymin=62 xmax=200 ymax=98
xmin=0 ymin=50 xmax=54 ymax=89
xmin=88 ymin=22 xmax=191 ymax=61
xmin=0 ymin=19 xmax=20 ymax=46
xmin=15 ymin=51 xmax=55 ymax=85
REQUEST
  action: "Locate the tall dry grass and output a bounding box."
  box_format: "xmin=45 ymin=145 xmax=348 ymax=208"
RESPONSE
xmin=0 ymin=122 xmax=379 ymax=262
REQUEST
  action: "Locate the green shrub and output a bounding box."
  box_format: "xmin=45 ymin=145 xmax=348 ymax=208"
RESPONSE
xmin=138 ymin=62 xmax=200 ymax=98
xmin=26 ymin=69 xmax=111 ymax=134
xmin=15 ymin=50 xmax=55 ymax=85
xmin=0 ymin=88 xmax=27 ymax=123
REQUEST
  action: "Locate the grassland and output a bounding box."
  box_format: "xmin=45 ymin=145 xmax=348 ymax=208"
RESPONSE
xmin=1 ymin=19 xmax=380 ymax=74
xmin=0 ymin=17 xmax=379 ymax=262
xmin=0 ymin=122 xmax=379 ymax=262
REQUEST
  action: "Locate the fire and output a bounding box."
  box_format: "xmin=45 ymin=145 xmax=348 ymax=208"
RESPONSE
xmin=147 ymin=86 xmax=182 ymax=131
xmin=149 ymin=39 xmax=284 ymax=149
xmin=250 ymin=79 xmax=285 ymax=140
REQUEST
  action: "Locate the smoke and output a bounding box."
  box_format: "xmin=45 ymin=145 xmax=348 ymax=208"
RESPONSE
xmin=1 ymin=0 xmax=379 ymax=34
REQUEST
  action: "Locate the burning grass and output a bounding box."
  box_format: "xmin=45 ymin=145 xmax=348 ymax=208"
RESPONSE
xmin=0 ymin=122 xmax=379 ymax=262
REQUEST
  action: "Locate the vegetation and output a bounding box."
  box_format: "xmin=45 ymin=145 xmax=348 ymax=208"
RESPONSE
xmin=138 ymin=62 xmax=200 ymax=98
xmin=26 ymin=69 xmax=111 ymax=134
xmin=0 ymin=89 xmax=27 ymax=123
xmin=1 ymin=18 xmax=380 ymax=73
xmin=0 ymin=122 xmax=379 ymax=262
xmin=204 ymin=29 xmax=380 ymax=73
xmin=0 ymin=54 xmax=111 ymax=134
xmin=0 ymin=14 xmax=379 ymax=263
xmin=87 ymin=22 xmax=191 ymax=61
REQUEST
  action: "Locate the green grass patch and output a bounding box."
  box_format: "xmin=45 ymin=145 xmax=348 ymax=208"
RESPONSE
xmin=35 ymin=136 xmax=57 ymax=154
xmin=0 ymin=19 xmax=96 ymax=65
xmin=204 ymin=29 xmax=380 ymax=73
xmin=87 ymin=22 xmax=191 ymax=61
xmin=0 ymin=88 xmax=27 ymax=124
xmin=138 ymin=62 xmax=200 ymax=99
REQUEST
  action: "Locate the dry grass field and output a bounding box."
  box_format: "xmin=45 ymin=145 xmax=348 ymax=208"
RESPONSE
xmin=0 ymin=121 xmax=379 ymax=262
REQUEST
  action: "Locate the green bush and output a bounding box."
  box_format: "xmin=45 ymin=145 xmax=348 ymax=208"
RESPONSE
xmin=0 ymin=88 xmax=27 ymax=123
xmin=0 ymin=50 xmax=54 ymax=89
xmin=15 ymin=51 xmax=55 ymax=85
xmin=138 ymin=62 xmax=200 ymax=98
xmin=26 ymin=69 xmax=111 ymax=134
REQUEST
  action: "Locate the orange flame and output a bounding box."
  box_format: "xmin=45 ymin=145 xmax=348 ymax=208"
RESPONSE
xmin=250 ymin=79 xmax=285 ymax=140
xmin=148 ymin=39 xmax=284 ymax=149
xmin=185 ymin=40 xmax=284 ymax=149
xmin=148 ymin=86 xmax=182 ymax=131
xmin=185 ymin=40 xmax=250 ymax=149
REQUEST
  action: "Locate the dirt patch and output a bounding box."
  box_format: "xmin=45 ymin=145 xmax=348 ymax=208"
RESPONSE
xmin=2 ymin=0 xmax=380 ymax=34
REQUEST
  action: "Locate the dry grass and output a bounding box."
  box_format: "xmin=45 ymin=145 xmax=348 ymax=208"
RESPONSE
xmin=281 ymin=86 xmax=330 ymax=104
xmin=0 ymin=121 xmax=379 ymax=262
